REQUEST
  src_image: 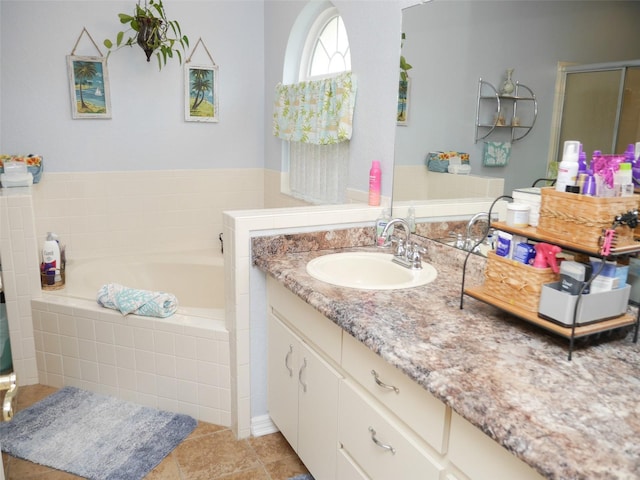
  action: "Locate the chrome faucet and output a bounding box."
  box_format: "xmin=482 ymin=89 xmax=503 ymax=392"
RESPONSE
xmin=380 ymin=218 xmax=426 ymax=269
xmin=465 ymin=212 xmax=491 ymax=252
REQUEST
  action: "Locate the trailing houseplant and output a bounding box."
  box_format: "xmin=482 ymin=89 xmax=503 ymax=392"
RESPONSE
xmin=399 ymin=33 xmax=412 ymax=82
xmin=103 ymin=0 xmax=189 ymax=70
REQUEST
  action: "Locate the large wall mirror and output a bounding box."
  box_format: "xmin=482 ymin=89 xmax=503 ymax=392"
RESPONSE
xmin=393 ymin=0 xmax=640 ymax=235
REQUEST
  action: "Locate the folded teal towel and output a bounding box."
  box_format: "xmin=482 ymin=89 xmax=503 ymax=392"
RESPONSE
xmin=96 ymin=283 xmax=178 ymax=318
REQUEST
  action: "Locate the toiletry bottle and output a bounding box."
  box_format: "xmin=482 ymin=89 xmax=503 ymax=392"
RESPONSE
xmin=42 ymin=232 xmax=61 ymax=285
xmin=582 ymin=169 xmax=596 ymax=196
xmin=555 ymin=140 xmax=580 ymax=192
xmin=625 ymin=143 xmax=635 ymax=164
xmin=375 ymin=208 xmax=392 ymax=246
xmin=634 ymin=142 xmax=640 ymax=187
xmin=577 ymin=148 xmax=587 ymax=192
xmin=614 ymin=162 xmax=634 ymax=197
xmin=368 ymin=161 xmax=381 ymax=206
xmin=407 ymin=206 xmax=416 ymax=233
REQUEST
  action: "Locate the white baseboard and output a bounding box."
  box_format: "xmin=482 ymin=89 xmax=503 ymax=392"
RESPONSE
xmin=251 ymin=414 xmax=278 ymax=437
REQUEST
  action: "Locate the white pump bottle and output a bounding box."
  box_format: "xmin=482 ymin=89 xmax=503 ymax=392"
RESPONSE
xmin=555 ymin=140 xmax=580 ymax=193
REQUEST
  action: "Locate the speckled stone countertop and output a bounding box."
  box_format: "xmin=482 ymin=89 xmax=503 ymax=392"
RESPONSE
xmin=253 ymin=229 xmax=640 ymax=480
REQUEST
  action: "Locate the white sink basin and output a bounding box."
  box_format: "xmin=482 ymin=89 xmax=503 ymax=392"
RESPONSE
xmin=306 ymin=252 xmax=437 ymax=290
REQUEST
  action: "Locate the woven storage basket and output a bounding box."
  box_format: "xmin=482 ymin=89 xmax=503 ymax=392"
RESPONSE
xmin=537 ymin=188 xmax=638 ymax=250
xmin=484 ymin=251 xmax=558 ymax=312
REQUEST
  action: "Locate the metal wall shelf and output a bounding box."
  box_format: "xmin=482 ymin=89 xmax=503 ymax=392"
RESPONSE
xmin=474 ymin=78 xmax=537 ymax=143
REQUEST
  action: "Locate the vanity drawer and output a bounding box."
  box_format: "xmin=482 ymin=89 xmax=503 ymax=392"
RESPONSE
xmin=448 ymin=412 xmax=544 ymax=480
xmin=338 ymin=379 xmax=443 ymax=480
xmin=268 ymin=278 xmax=342 ymax=364
xmin=341 ymin=333 xmax=448 ymax=453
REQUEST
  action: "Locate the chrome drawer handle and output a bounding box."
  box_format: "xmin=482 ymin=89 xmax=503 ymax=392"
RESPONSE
xmin=285 ymin=344 xmax=293 ymax=377
xmin=298 ymin=358 xmax=308 ymax=392
xmin=371 ymin=370 xmax=399 ymax=394
xmin=368 ymin=427 xmax=396 ymax=455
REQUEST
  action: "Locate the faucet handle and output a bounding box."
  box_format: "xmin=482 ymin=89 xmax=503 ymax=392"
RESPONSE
xmin=393 ymin=237 xmax=406 ymax=257
xmin=410 ymin=243 xmax=427 ymax=269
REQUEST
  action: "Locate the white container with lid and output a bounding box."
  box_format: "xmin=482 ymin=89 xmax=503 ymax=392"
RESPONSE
xmin=506 ymin=203 xmax=530 ymax=227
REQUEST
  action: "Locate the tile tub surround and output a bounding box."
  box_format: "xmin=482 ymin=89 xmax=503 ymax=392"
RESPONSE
xmin=31 ymin=295 xmax=231 ymax=425
xmin=254 ymin=241 xmax=640 ymax=479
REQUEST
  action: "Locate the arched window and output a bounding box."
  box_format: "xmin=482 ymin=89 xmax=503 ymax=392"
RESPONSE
xmin=300 ymin=8 xmax=351 ymax=80
xmin=284 ymin=5 xmax=352 ymax=205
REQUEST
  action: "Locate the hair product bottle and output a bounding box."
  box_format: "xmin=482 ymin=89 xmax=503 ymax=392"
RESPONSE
xmin=42 ymin=232 xmax=61 ymax=285
xmin=368 ymin=161 xmax=381 ymax=206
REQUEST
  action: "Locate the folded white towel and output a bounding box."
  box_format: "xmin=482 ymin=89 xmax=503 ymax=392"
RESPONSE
xmin=96 ymin=283 xmax=178 ymax=318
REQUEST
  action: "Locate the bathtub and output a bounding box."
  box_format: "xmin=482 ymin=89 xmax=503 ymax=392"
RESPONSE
xmin=48 ymin=249 xmax=225 ymax=321
xmin=31 ymin=249 xmax=231 ymax=425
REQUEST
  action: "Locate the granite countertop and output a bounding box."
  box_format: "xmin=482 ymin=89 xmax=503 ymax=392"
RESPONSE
xmin=254 ymin=239 xmax=640 ymax=480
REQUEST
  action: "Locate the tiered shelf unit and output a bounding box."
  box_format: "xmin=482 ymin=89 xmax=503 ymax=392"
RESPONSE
xmin=462 ymin=221 xmax=640 ymax=360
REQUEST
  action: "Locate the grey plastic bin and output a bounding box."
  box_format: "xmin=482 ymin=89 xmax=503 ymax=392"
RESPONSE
xmin=538 ymin=282 xmax=630 ymax=326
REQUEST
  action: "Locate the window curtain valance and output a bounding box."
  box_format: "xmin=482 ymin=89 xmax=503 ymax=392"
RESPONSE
xmin=273 ymin=72 xmax=357 ymax=145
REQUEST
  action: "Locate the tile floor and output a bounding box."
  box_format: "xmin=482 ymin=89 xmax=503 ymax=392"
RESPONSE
xmin=1 ymin=385 xmax=311 ymax=480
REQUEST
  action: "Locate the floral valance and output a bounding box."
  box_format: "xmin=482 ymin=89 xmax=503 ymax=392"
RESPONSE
xmin=273 ymin=72 xmax=357 ymax=145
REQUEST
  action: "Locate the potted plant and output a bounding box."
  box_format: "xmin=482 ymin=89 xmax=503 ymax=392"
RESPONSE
xmin=103 ymin=0 xmax=189 ymax=70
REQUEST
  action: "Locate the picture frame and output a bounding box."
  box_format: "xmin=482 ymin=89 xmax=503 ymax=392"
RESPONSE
xmin=185 ymin=64 xmax=219 ymax=122
xmin=397 ymin=78 xmax=410 ymax=126
xmin=66 ymin=55 xmax=111 ymax=119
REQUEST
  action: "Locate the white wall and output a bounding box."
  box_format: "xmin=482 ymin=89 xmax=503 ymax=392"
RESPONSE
xmin=395 ymin=1 xmax=640 ymax=195
xmin=0 ymin=1 xmax=265 ymax=172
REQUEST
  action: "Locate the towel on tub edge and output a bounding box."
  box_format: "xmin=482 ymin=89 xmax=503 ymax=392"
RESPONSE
xmin=96 ymin=283 xmax=178 ymax=318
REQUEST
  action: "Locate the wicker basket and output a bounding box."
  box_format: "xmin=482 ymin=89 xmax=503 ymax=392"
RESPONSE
xmin=537 ymin=188 xmax=638 ymax=250
xmin=484 ymin=251 xmax=558 ymax=312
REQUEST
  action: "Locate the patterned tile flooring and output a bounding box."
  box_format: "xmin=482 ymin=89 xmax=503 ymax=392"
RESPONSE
xmin=1 ymin=385 xmax=310 ymax=480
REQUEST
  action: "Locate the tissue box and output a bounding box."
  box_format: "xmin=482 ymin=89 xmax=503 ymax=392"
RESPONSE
xmin=0 ymin=172 xmax=33 ymax=188
xmin=538 ymin=282 xmax=630 ymax=326
xmin=0 ymin=155 xmax=43 ymax=183
xmin=426 ymin=151 xmax=469 ymax=173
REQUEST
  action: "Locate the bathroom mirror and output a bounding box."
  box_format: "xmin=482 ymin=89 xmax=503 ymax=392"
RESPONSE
xmin=394 ymin=0 xmax=640 ymax=236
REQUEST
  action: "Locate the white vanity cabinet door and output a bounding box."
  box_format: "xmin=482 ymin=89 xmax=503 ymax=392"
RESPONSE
xmin=342 ymin=332 xmax=448 ymax=453
xmin=268 ymin=313 xmax=301 ymax=449
xmin=267 ymin=298 xmax=342 ymax=480
xmin=448 ymin=412 xmax=544 ymax=480
xmin=337 ymin=448 xmax=371 ymax=480
xmin=338 ymin=379 xmax=444 ymax=480
xmin=296 ymin=332 xmax=341 ymax=480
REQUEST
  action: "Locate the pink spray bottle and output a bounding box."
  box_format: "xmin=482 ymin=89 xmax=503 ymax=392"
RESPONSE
xmin=533 ymin=243 xmax=561 ymax=273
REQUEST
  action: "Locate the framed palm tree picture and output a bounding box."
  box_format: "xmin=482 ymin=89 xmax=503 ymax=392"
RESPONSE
xmin=66 ymin=56 xmax=111 ymax=119
xmin=185 ymin=64 xmax=218 ymax=122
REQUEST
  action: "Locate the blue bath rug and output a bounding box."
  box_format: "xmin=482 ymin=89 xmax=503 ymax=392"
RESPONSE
xmin=0 ymin=386 xmax=197 ymax=480
xmin=288 ymin=475 xmax=314 ymax=480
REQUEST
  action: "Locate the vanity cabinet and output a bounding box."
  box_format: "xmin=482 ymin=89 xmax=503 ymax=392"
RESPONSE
xmin=267 ymin=283 xmax=343 ymax=480
xmin=267 ymin=277 xmax=545 ymax=480
xmin=474 ymin=78 xmax=537 ymax=143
